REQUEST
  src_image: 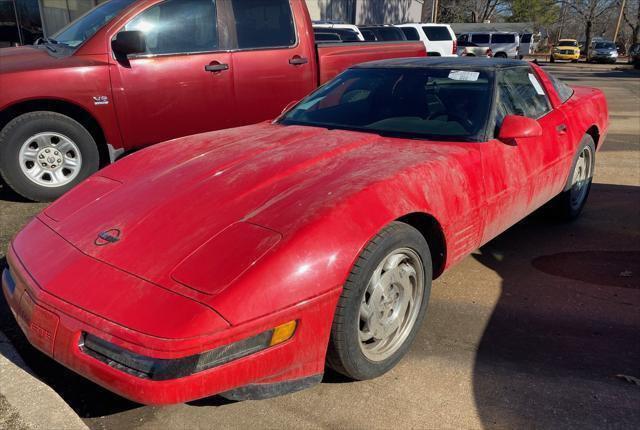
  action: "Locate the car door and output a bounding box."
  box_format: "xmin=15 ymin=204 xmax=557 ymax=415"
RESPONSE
xmin=109 ymin=0 xmax=235 ymax=149
xmin=223 ymin=0 xmax=316 ymax=127
xmin=480 ymin=66 xmax=567 ymax=243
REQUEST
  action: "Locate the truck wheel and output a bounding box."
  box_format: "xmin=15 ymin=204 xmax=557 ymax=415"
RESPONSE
xmin=326 ymin=222 xmax=432 ymax=380
xmin=494 ymin=52 xmax=507 ymax=59
xmin=545 ymin=135 xmax=596 ymax=221
xmin=0 ymin=111 xmax=100 ymax=202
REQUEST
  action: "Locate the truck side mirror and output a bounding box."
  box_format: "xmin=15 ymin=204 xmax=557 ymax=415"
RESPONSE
xmin=112 ymin=31 xmax=146 ymax=57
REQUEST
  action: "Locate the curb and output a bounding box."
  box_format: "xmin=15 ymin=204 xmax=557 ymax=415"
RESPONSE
xmin=0 ymin=331 xmax=88 ymax=430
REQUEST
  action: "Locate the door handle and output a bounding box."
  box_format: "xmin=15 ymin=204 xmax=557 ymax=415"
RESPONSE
xmin=205 ymin=62 xmax=229 ymax=72
xmin=556 ymin=124 xmax=567 ymax=135
xmin=289 ymin=56 xmax=308 ymax=66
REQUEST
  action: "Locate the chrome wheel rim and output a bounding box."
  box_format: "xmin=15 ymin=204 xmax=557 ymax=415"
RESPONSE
xmin=19 ymin=132 xmax=82 ymax=187
xmin=359 ymin=248 xmax=424 ymax=362
xmin=569 ymin=146 xmax=593 ymax=210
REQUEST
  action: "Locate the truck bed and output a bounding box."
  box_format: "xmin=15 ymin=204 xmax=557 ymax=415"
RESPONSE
xmin=317 ymin=41 xmax=427 ymax=85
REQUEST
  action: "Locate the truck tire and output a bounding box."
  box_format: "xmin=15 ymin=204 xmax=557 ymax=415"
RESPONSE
xmin=0 ymin=111 xmax=100 ymax=202
xmin=326 ymin=222 xmax=432 ymax=380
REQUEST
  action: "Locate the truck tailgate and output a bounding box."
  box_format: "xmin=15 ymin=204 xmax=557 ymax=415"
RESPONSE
xmin=317 ymin=41 xmax=427 ymax=85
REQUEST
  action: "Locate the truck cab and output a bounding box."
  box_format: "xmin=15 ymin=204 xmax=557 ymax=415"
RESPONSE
xmin=0 ymin=0 xmax=425 ymax=202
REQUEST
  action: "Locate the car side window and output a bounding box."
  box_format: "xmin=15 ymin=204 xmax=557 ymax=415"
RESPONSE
xmin=496 ymin=67 xmax=551 ymax=125
xmin=124 ymin=0 xmax=217 ymax=55
xmin=472 ymin=34 xmax=489 ymax=44
xmin=230 ymin=0 xmax=296 ymax=49
xmin=400 ymin=27 xmax=420 ymax=41
xmin=548 ymin=73 xmax=574 ymax=103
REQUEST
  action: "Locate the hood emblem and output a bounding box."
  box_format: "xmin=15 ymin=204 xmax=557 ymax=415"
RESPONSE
xmin=95 ymin=229 xmax=121 ymax=246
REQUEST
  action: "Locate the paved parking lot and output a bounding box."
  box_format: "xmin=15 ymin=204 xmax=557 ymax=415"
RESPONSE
xmin=1 ymin=62 xmax=639 ymax=429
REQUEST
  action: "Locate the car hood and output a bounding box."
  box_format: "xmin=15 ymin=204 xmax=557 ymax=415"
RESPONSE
xmin=0 ymin=45 xmax=98 ymax=74
xmin=39 ymin=123 xmax=429 ymax=294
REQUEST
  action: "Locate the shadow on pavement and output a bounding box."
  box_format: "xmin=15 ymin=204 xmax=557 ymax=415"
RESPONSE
xmin=471 ymin=183 xmax=640 ymax=428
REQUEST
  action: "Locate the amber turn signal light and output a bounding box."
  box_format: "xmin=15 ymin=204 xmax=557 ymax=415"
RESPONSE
xmin=270 ymin=320 xmax=297 ymax=346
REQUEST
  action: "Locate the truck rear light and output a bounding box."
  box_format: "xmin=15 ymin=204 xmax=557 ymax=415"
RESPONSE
xmin=452 ymin=39 xmax=457 ymax=55
xmin=487 ymin=48 xmax=493 ymax=58
xmin=80 ymin=321 xmax=297 ymax=381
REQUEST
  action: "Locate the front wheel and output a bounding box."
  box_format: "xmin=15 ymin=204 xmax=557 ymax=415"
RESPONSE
xmin=326 ymin=222 xmax=432 ymax=380
xmin=0 ymin=111 xmax=100 ymax=202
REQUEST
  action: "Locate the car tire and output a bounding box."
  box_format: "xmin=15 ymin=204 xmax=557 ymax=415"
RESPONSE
xmin=550 ymin=55 xmax=555 ymax=63
xmin=545 ymin=134 xmax=596 ymax=221
xmin=494 ymin=52 xmax=507 ymax=59
xmin=326 ymin=221 xmax=432 ymax=380
xmin=571 ymin=59 xmax=578 ymax=63
xmin=0 ymin=111 xmax=100 ymax=202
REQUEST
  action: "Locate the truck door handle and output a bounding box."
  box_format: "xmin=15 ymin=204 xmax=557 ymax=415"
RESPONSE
xmin=556 ymin=124 xmax=567 ymax=135
xmin=205 ymin=62 xmax=229 ymax=72
xmin=289 ymin=56 xmax=308 ymax=66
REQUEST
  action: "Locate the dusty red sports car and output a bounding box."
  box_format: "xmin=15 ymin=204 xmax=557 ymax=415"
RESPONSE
xmin=3 ymin=58 xmax=608 ymax=405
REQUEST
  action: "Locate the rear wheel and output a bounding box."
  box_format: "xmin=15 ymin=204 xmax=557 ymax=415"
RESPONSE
xmin=494 ymin=52 xmax=507 ymax=59
xmin=545 ymin=135 xmax=596 ymax=221
xmin=327 ymin=222 xmax=432 ymax=380
xmin=0 ymin=111 xmax=100 ymax=202
xmin=550 ymin=55 xmax=555 ymax=63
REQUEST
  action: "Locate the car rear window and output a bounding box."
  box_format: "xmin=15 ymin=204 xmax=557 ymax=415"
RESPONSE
xmin=400 ymin=27 xmax=420 ymax=41
xmin=472 ymin=34 xmax=490 ymax=44
xmin=521 ymin=34 xmax=532 ymax=43
xmin=492 ymin=34 xmax=516 ymax=44
xmin=422 ymin=26 xmax=452 ymax=41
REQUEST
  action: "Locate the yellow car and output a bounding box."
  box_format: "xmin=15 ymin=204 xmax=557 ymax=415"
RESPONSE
xmin=551 ymin=39 xmax=581 ymax=62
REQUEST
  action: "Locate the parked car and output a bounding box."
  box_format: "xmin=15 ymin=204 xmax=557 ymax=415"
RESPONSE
xmin=550 ymin=39 xmax=580 ymax=63
xmin=628 ymin=43 xmax=640 ymax=68
xmin=455 ymin=37 xmax=492 ymax=57
xmin=312 ymin=23 xmax=364 ymax=42
xmin=457 ymin=32 xmax=520 ymax=59
xmin=519 ymin=32 xmax=536 ymax=56
xmin=358 ymin=25 xmax=407 ymax=42
xmin=0 ymin=0 xmax=425 ymax=202
xmin=588 ymin=41 xmax=618 ymax=63
xmin=395 ymin=23 xmax=457 ymax=56
xmin=3 ymin=58 xmax=608 ymax=405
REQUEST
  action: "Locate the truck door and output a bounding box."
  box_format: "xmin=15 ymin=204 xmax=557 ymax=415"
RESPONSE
xmin=223 ymin=0 xmax=316 ymax=127
xmin=109 ymin=0 xmax=235 ymax=149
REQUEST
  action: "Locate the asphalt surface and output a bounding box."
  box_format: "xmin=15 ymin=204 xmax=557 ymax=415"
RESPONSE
xmin=0 ymin=62 xmax=639 ymax=430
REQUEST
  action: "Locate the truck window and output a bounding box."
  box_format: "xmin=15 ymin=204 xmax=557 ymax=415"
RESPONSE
xmin=230 ymin=0 xmax=295 ymax=49
xmin=400 ymin=27 xmax=420 ymax=41
xmin=125 ymin=0 xmax=217 ymax=55
xmin=491 ymin=34 xmax=516 ymax=44
xmin=422 ymin=26 xmax=451 ymax=41
xmin=471 ymin=34 xmax=490 ymax=44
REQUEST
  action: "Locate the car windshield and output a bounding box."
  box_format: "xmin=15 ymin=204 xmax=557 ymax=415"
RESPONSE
xmin=595 ymin=42 xmax=616 ymax=49
xmin=559 ymin=40 xmax=578 ymax=47
xmin=52 ymin=0 xmax=136 ymax=48
xmin=280 ymin=67 xmax=493 ymax=141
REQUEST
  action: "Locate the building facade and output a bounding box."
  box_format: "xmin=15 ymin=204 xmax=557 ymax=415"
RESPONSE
xmin=0 ymin=0 xmax=423 ymax=48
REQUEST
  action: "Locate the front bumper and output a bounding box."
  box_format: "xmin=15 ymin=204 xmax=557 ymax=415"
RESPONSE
xmin=553 ymin=51 xmax=580 ymax=60
xmin=3 ymin=247 xmax=340 ymax=405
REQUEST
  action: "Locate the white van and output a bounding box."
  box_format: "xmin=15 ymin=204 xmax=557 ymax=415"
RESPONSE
xmin=395 ymin=24 xmax=457 ymax=57
xmin=457 ymin=32 xmax=520 ymax=59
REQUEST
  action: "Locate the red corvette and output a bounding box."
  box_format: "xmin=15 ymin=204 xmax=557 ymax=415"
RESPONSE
xmin=3 ymin=58 xmax=608 ymax=405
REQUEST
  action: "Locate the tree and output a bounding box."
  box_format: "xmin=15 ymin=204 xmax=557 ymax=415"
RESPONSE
xmin=620 ymin=0 xmax=640 ymax=44
xmin=507 ymin=0 xmax=560 ymax=27
xmin=559 ymin=0 xmax=617 ymax=57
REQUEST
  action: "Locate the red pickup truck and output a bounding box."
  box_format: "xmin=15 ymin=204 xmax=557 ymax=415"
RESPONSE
xmin=0 ymin=0 xmax=425 ymax=201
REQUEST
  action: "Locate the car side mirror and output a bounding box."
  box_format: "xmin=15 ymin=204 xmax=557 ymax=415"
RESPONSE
xmin=112 ymin=31 xmax=146 ymax=57
xmin=498 ymin=114 xmax=542 ymax=143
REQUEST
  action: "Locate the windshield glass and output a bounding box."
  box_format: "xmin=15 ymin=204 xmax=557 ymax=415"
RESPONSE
xmin=559 ymin=40 xmax=578 ymax=47
xmin=280 ymin=67 xmax=493 ymax=141
xmin=53 ymin=0 xmax=136 ymax=48
xmin=595 ymin=42 xmax=616 ymax=50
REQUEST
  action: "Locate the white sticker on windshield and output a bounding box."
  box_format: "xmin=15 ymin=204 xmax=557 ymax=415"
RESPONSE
xmin=448 ymin=70 xmax=480 ymax=81
xmin=528 ymin=73 xmax=546 ymax=95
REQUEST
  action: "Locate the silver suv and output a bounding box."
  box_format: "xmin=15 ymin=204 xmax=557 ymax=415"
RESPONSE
xmin=457 ymin=32 xmax=520 ymax=59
